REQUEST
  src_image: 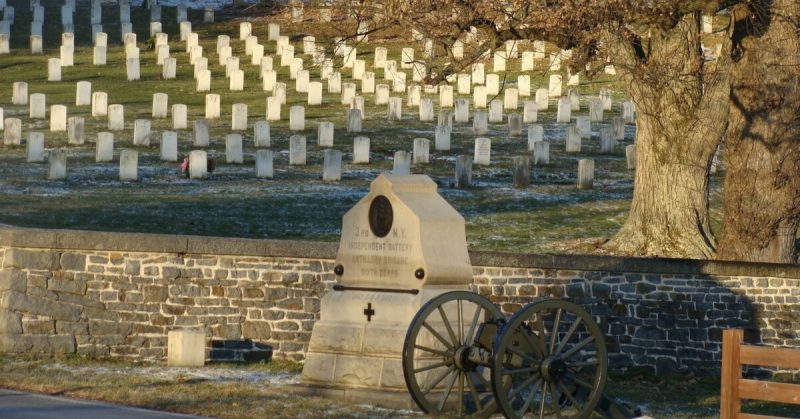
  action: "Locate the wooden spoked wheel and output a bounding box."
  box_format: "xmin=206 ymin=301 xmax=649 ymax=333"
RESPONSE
xmin=402 ymin=291 xmax=504 ymax=417
xmin=490 ymin=299 xmax=607 ymax=419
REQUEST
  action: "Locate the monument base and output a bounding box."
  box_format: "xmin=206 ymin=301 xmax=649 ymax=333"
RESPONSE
xmin=282 ymin=383 xmax=420 ymax=411
xmin=301 ymin=286 xmax=466 ymax=390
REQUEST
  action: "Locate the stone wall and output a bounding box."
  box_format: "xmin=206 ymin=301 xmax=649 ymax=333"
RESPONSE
xmin=1 ymin=225 xmax=798 ymax=373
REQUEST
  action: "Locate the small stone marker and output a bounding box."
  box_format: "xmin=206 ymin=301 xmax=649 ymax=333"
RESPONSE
xmin=534 ymin=140 xmax=550 ymax=165
xmin=489 ymin=99 xmax=503 ymax=123
xmin=590 ymin=99 xmax=604 ymax=122
xmin=527 ymin=124 xmax=544 ymax=150
xmin=205 ymin=94 xmax=220 ymax=119
xmin=557 ymin=97 xmax=572 ymax=123
xmin=577 ymin=159 xmax=594 ymax=189
xmin=48 ymin=58 xmax=61 ymax=81
xmin=454 ymin=99 xmax=470 ymax=123
xmin=91 ymin=93 xmax=108 ymax=117
xmin=127 ymin=58 xmax=140 ymax=81
xmin=387 ymin=97 xmax=403 ymax=121
xmin=512 ymin=156 xmax=530 ymax=188
xmin=50 ymin=105 xmax=67 ymax=132
xmin=167 ymin=329 xmax=205 ymax=367
xmin=119 ymin=149 xmax=138 ymax=181
xmin=612 ymin=117 xmax=625 ymax=141
xmin=474 ymin=137 xmax=491 ymax=165
xmin=353 ymin=136 xmax=370 ymax=163
xmin=504 ymin=88 xmax=519 ymax=110
xmin=96 ymin=132 xmax=114 ymax=162
xmin=308 ymin=81 xmax=322 ymax=105
xmin=289 ymin=134 xmax=307 ymax=165
xmin=486 ymin=74 xmax=500 ymax=95
xmin=600 ymin=127 xmax=615 ymax=153
xmin=322 ymin=149 xmax=342 ymax=182
xmin=566 ymin=125 xmax=581 ymax=153
xmin=290 ymin=106 xmax=305 ymax=131
xmin=225 ymin=134 xmax=244 ymax=164
xmin=30 ymin=93 xmax=46 ymax=119
xmin=193 ymin=119 xmax=210 ymax=147
xmin=435 ymin=124 xmax=451 ymax=151
xmin=189 ymin=150 xmax=208 ymax=179
xmin=27 ymin=132 xmax=45 ymax=162
xmin=161 ymin=131 xmax=178 ymax=162
xmin=413 ymin=138 xmax=430 ymax=164
xmin=67 ymin=116 xmax=84 ymax=144
xmin=254 ymin=121 xmax=271 ymax=147
xmin=172 ymin=104 xmax=187 ymax=130
xmin=576 ymin=116 xmax=591 ymax=138
xmin=473 ymin=110 xmax=488 ymax=135
xmin=347 ymin=109 xmax=362 ymax=132
xmin=48 ymin=149 xmax=67 ymax=180
xmin=317 ymin=121 xmax=333 ymax=147
xmin=474 ymin=85 xmax=487 ymax=108
xmin=393 ymin=151 xmax=411 ymax=175
xmin=255 ymin=149 xmax=274 ymax=179
xmin=508 ymin=113 xmax=523 ymax=136
xmin=266 ymin=96 xmax=281 ymax=121
xmin=3 ymin=118 xmax=22 ymax=145
xmin=133 ymin=120 xmax=151 ymax=146
xmin=12 ymin=82 xmax=28 ymax=105
xmin=419 ymin=98 xmax=434 ymax=122
xmin=232 ymin=103 xmax=248 ymax=131
xmin=152 ymin=93 xmax=168 ymax=118
xmin=76 ymin=81 xmax=91 ymax=106
xmin=626 ymin=144 xmax=636 ymax=170
xmin=93 ymin=46 xmax=106 ymax=65
xmin=108 ymin=104 xmax=124 ymax=130
xmin=455 ymin=155 xmax=473 ymax=188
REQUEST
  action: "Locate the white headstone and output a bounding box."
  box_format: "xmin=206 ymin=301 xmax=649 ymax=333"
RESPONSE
xmin=262 ymin=70 xmax=277 ymax=91
xmin=254 ymin=121 xmax=271 ymax=147
xmin=435 ymin=124 xmax=451 ymax=151
xmin=486 ymin=74 xmax=500 ymax=95
xmin=232 ymin=103 xmax=248 ymax=130
xmin=455 ymin=155 xmax=472 ymax=188
xmin=289 ymin=134 xmax=307 ymax=165
xmin=473 ymin=86 xmax=487 ymax=109
xmin=353 ymin=136 xmax=370 ymax=163
xmin=225 ymin=134 xmax=244 ymax=163
xmin=589 ymin=99 xmax=604 ymax=122
xmin=133 ymin=119 xmax=151 ymax=146
xmin=189 ymin=150 xmax=208 ymax=179
xmin=473 ymin=110 xmax=488 ymax=135
xmin=375 ymin=84 xmax=389 ymax=105
xmin=229 ymin=70 xmax=244 ymax=91
xmin=317 ymin=121 xmax=334 ymax=147
xmin=75 ymin=81 xmax=91 ymax=106
xmin=374 ymin=47 xmax=387 ymax=68
xmin=393 ymin=151 xmax=412 ymax=175
xmin=12 ymin=82 xmax=28 ymax=105
xmin=254 ymin=149 xmax=273 ymax=179
xmin=127 ymin=58 xmax=140 ymax=81
xmin=577 ymin=159 xmax=594 ymax=189
xmin=108 ymin=104 xmax=124 ymax=130
xmin=29 ymin=35 xmax=42 ymax=54
xmin=508 ymin=113 xmax=522 ymax=136
xmin=93 ymin=46 xmax=106 ymax=65
xmin=48 ymin=149 xmax=67 ymax=180
xmin=119 ymin=149 xmax=139 ymax=181
xmin=67 ymin=116 xmax=84 ymax=144
xmin=328 ymin=72 xmax=342 ymax=94
xmin=533 ymin=140 xmax=549 ymax=165
xmin=474 ymin=137 xmax=491 ymax=166
xmin=387 ymin=97 xmax=402 ymax=121
xmin=419 ymin=98 xmax=434 ymax=122
xmin=27 ymin=132 xmax=45 ymax=162
xmin=96 ymin=132 xmax=114 ymax=162
xmin=347 ymin=109 xmax=362 ymax=133
xmin=30 ymin=93 xmax=46 ymax=119
xmin=493 ymin=51 xmax=506 ymax=72
xmin=548 ymin=74 xmax=562 ymax=97
xmin=152 ymin=93 xmax=168 ymax=118
xmin=171 ymin=104 xmax=187 ymax=130
xmin=48 ymin=58 xmax=62 ymax=81
xmin=566 ymin=125 xmax=581 ymax=153
xmin=205 ymin=94 xmax=220 ymax=119
xmin=413 ymin=138 xmax=430 ymax=164
xmin=193 ymin=119 xmax=210 ymax=147
xmin=535 ymin=88 xmax=549 ymax=110
xmin=626 ymin=145 xmax=636 ymax=170
xmin=3 ymin=118 xmax=21 ymax=145
xmin=504 ymin=88 xmax=519 ymax=110
xmin=322 ymin=149 xmax=341 ymax=182
xmin=268 ymin=23 xmax=280 ymax=41
xmin=472 ymin=63 xmax=485 ymax=85
xmin=266 ymin=96 xmax=281 ymax=121
xmin=489 ymin=99 xmax=503 ymax=123
xmin=50 ymin=105 xmax=67 ymax=132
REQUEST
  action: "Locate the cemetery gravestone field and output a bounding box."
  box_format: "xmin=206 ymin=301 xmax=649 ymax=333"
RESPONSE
xmin=0 ymin=0 xmax=725 ymax=253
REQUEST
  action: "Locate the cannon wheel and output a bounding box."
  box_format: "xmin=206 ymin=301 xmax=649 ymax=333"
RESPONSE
xmin=402 ymin=290 xmax=504 ymax=417
xmin=490 ymin=299 xmax=607 ymax=419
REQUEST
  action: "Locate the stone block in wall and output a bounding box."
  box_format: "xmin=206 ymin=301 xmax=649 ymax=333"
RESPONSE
xmin=0 ymin=309 xmax=22 ymax=334
xmin=2 ymin=249 xmax=60 ymax=270
xmin=0 ymin=270 xmax=27 ymax=292
xmin=57 ymin=321 xmax=89 ymax=335
xmin=0 ymin=335 xmax=76 ymax=353
xmin=89 ymin=320 xmax=133 ymax=336
xmin=48 ymin=278 xmax=87 ymax=295
xmin=23 ymin=319 xmax=55 ymax=334
xmin=1 ymin=292 xmax=80 ymax=321
xmin=145 ymin=286 xmax=168 ymax=302
xmin=243 ymin=321 xmax=271 ymax=340
xmin=60 ymin=253 xmax=86 ymax=271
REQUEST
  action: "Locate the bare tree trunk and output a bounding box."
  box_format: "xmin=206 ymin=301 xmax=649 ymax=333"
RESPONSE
xmin=717 ymin=1 xmax=800 ymax=264
xmin=603 ymin=14 xmax=730 ymax=259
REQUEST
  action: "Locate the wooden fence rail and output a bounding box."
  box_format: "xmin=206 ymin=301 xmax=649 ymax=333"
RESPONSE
xmin=721 ymin=329 xmax=800 ymax=418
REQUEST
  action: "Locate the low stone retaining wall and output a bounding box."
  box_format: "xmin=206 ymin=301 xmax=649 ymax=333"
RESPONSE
xmin=1 ymin=225 xmax=798 ymax=374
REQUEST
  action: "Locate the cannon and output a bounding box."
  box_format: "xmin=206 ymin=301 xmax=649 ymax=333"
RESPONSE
xmin=403 ymin=291 xmax=634 ymax=418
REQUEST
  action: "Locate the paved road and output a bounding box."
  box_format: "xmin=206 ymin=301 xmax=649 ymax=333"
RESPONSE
xmin=0 ymin=389 xmax=206 ymax=419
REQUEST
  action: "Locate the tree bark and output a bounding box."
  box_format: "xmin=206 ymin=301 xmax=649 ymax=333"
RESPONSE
xmin=717 ymin=1 xmax=800 ymax=264
xmin=603 ymin=14 xmax=730 ymax=259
